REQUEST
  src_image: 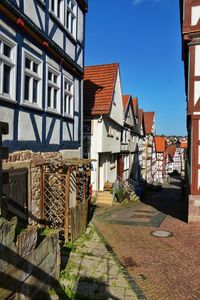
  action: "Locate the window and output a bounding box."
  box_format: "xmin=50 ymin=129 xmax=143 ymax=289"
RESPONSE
xmin=66 ymin=0 xmax=77 ymax=37
xmin=110 ymin=154 xmax=116 ymax=170
xmin=47 ymin=66 xmax=61 ymax=113
xmin=22 ymin=51 xmax=42 ymax=107
xmin=63 ymin=77 xmax=74 ymax=117
xmin=0 ymin=34 xmax=16 ymax=101
xmin=107 ymin=121 xmax=114 ymax=137
xmin=83 ymin=120 xmax=92 ymax=135
xmin=50 ymin=0 xmax=64 ymax=21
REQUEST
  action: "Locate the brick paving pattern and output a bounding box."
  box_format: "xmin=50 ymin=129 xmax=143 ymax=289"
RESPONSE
xmin=94 ymin=177 xmax=200 ymax=300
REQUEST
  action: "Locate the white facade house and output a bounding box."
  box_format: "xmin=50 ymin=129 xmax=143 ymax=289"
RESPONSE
xmin=120 ymin=95 xmax=137 ymax=182
xmin=0 ymin=0 xmax=88 ymax=157
xmin=83 ymin=63 xmax=124 ymax=192
xmin=142 ymin=112 xmax=156 ymax=183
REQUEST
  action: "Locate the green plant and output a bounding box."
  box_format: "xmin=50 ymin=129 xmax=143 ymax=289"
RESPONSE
xmin=40 ymin=227 xmax=55 ymax=236
xmin=115 ymin=187 xmax=126 ymax=202
xmin=64 ymin=241 xmax=77 ymax=252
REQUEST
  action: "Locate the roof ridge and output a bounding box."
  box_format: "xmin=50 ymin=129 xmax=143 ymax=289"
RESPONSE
xmin=85 ymin=62 xmax=119 ymax=68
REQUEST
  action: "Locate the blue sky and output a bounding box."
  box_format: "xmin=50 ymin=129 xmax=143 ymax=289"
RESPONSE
xmin=85 ymin=0 xmax=187 ymax=136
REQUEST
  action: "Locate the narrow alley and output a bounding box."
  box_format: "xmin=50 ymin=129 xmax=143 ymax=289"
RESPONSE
xmin=92 ymin=177 xmax=200 ymax=300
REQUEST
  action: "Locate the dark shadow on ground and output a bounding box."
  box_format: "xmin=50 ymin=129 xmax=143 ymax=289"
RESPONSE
xmin=74 ymin=276 xmax=121 ymax=300
xmin=141 ymin=176 xmax=188 ymax=223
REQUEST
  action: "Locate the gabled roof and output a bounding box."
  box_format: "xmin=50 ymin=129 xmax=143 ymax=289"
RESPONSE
xmin=155 ymin=136 xmax=166 ymax=152
xmin=165 ymin=144 xmax=176 ymax=159
xmin=138 ymin=109 xmax=143 ymax=128
xmin=143 ymin=112 xmax=155 ymax=135
xmin=122 ymin=95 xmax=130 ymax=111
xmin=83 ymin=63 xmax=119 ymax=117
xmin=132 ymin=97 xmax=138 ymax=115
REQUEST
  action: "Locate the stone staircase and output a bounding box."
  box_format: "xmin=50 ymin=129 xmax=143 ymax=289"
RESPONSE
xmin=96 ymin=191 xmax=113 ymax=206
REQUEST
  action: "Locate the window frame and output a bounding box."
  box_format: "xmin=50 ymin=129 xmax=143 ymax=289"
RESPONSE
xmin=65 ymin=0 xmax=77 ymax=38
xmin=46 ymin=65 xmax=61 ymax=114
xmin=21 ymin=49 xmax=43 ymax=109
xmin=0 ymin=32 xmax=17 ymax=102
xmin=49 ymin=0 xmax=64 ymax=23
xmin=63 ymin=76 xmax=74 ymax=118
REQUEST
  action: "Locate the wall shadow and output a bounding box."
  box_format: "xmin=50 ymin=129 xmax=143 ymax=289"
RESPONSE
xmin=83 ymin=79 xmax=104 ymax=116
xmin=141 ymin=176 xmax=188 ymax=222
xmin=0 ymin=243 xmax=69 ymax=300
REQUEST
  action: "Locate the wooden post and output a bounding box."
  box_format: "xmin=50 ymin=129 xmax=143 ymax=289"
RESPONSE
xmin=0 ymin=122 xmax=9 ymax=215
xmin=40 ymin=164 xmax=45 ymax=226
xmin=75 ymin=165 xmax=79 ymax=208
xmin=83 ymin=168 xmax=86 ymax=206
xmin=64 ymin=166 xmax=71 ymax=242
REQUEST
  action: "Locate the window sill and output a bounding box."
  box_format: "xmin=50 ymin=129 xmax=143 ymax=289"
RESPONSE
xmin=49 ymin=11 xmax=65 ymax=29
xmin=46 ymin=108 xmax=61 ymax=116
xmin=63 ymin=113 xmax=74 ymax=121
xmin=0 ymin=94 xmax=17 ymax=104
xmin=21 ymin=101 xmax=43 ymax=111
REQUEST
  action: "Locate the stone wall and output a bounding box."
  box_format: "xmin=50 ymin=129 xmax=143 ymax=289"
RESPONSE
xmin=0 ymin=216 xmax=61 ymax=299
xmin=3 ymin=151 xmax=62 ymax=223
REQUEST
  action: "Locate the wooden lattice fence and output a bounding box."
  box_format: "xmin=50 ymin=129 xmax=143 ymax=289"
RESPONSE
xmin=44 ymin=173 xmax=66 ymax=229
xmin=41 ymin=161 xmax=92 ymax=242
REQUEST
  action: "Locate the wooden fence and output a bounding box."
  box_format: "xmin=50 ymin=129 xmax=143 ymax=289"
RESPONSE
xmin=41 ymin=160 xmax=92 ymax=242
xmin=0 ymin=122 xmax=9 ymax=214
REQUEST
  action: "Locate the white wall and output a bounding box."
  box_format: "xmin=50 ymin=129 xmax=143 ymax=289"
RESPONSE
xmin=101 ymin=118 xmax=121 ymax=153
xmin=110 ymin=70 xmax=124 ymax=126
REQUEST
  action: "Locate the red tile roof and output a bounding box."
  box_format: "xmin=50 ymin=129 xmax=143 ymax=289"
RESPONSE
xmin=143 ymin=112 xmax=155 ymax=135
xmin=83 ymin=63 xmax=119 ymax=116
xmin=155 ymin=136 xmax=166 ymax=152
xmin=122 ymin=95 xmax=130 ymax=111
xmin=180 ymin=142 xmax=188 ymax=149
xmin=132 ymin=97 xmax=138 ymax=115
xmin=138 ymin=109 xmax=143 ymax=129
xmin=165 ymin=144 xmax=176 ymax=158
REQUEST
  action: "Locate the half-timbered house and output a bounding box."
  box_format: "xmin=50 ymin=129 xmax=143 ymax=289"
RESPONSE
xmin=83 ymin=63 xmax=124 ymax=193
xmin=180 ymin=0 xmax=200 ymax=221
xmin=154 ymin=136 xmax=166 ymax=183
xmin=138 ymin=108 xmax=145 ymax=180
xmin=0 ymin=0 xmax=88 ymax=158
xmin=142 ymin=111 xmax=156 ymax=183
xmin=120 ymin=95 xmax=139 ymax=182
xmin=165 ymin=144 xmax=176 ymax=175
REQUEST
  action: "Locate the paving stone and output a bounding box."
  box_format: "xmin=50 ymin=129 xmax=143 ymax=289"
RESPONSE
xmin=93 ymin=177 xmax=200 ymax=300
xmin=56 ymin=222 xmax=140 ymax=300
xmin=107 ymin=286 xmax=125 ymax=298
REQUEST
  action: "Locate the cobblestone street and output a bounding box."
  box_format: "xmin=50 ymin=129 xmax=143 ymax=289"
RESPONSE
xmin=93 ymin=177 xmax=200 ymax=299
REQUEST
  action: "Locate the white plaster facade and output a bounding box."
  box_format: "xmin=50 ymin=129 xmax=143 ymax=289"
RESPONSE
xmin=84 ymin=68 xmax=124 ymax=192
